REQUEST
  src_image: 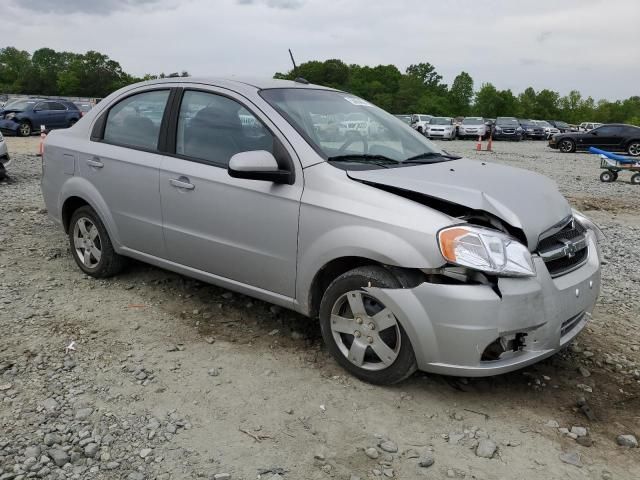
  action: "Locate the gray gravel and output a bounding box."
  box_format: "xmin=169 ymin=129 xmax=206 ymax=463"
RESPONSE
xmin=2 ymin=138 xmax=640 ymax=479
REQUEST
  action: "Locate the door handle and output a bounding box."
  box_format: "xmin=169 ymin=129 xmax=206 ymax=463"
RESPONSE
xmin=86 ymin=158 xmax=104 ymax=168
xmin=169 ymin=177 xmax=195 ymax=190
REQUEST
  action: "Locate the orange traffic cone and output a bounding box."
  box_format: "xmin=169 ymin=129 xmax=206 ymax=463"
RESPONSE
xmin=37 ymin=125 xmax=46 ymax=157
xmin=476 ymin=135 xmax=482 ymax=151
xmin=485 ymin=135 xmax=493 ymax=152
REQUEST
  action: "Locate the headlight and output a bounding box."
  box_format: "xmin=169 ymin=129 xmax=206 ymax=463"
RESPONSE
xmin=573 ymin=210 xmax=605 ymax=244
xmin=495 ymin=126 xmax=502 ymax=132
xmin=5 ymin=113 xmax=16 ymax=120
xmin=516 ymin=127 xmax=523 ymax=132
xmin=438 ymin=225 xmax=535 ymax=277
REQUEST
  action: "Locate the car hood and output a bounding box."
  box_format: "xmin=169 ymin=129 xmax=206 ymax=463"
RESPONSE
xmin=347 ymin=158 xmax=571 ymax=250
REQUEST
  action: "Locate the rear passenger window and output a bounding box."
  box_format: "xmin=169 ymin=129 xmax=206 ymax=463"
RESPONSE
xmin=48 ymin=102 xmax=67 ymax=111
xmin=104 ymin=90 xmax=170 ymax=150
xmin=176 ymin=90 xmax=274 ymax=166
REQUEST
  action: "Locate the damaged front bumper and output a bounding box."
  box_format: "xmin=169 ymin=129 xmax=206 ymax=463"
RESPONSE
xmin=366 ymin=231 xmax=601 ymax=377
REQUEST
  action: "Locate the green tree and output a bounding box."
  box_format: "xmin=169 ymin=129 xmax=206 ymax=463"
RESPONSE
xmin=474 ymin=83 xmax=501 ymax=118
xmin=0 ymin=47 xmax=32 ymax=93
xmin=449 ymin=71 xmax=474 ymax=116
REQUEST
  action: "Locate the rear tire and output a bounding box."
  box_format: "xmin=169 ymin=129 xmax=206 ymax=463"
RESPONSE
xmin=68 ymin=206 xmax=125 ymax=278
xmin=631 ymin=173 xmax=640 ymax=185
xmin=627 ymin=141 xmax=640 ymax=157
xmin=0 ymin=163 xmax=6 ymax=180
xmin=600 ymin=170 xmax=615 ymax=182
xmin=319 ymin=266 xmax=417 ymax=385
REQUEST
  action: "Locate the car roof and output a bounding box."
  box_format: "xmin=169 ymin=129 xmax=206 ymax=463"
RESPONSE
xmin=134 ymin=77 xmax=339 ymax=93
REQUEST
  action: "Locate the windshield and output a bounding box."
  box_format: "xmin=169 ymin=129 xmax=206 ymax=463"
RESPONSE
xmin=430 ymin=117 xmax=452 ymax=125
xmin=419 ymin=115 xmax=431 ymax=121
xmin=462 ymin=117 xmax=484 ymax=125
xmin=3 ymin=100 xmax=35 ymax=111
xmin=496 ymin=117 xmax=519 ymax=126
xmin=394 ymin=115 xmax=412 ymax=125
xmin=537 ymin=121 xmax=552 ymax=127
xmin=260 ymin=89 xmax=446 ymax=165
xmin=555 ymin=121 xmax=569 ymax=128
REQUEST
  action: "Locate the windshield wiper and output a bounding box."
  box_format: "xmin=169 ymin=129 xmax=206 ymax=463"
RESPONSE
xmin=327 ymin=154 xmax=401 ymax=168
xmin=403 ymin=152 xmax=461 ymax=163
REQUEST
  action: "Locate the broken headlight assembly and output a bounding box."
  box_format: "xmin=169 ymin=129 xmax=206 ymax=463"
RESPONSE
xmin=572 ymin=209 xmax=605 ymax=244
xmin=438 ymin=225 xmax=535 ymax=277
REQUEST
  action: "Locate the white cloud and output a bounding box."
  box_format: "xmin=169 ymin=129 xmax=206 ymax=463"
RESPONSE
xmin=4 ymin=0 xmax=640 ymax=100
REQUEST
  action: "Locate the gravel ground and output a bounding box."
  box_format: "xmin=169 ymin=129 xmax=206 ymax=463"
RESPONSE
xmin=1 ymin=136 xmax=639 ymax=480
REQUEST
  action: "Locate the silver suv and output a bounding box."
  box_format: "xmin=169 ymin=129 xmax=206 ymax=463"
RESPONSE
xmin=41 ymin=78 xmax=603 ymax=384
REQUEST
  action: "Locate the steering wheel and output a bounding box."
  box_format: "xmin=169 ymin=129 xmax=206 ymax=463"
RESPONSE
xmin=337 ymin=131 xmax=368 ymax=154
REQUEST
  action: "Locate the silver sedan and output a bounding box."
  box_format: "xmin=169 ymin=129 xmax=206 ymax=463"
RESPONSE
xmin=41 ymin=78 xmax=603 ymax=384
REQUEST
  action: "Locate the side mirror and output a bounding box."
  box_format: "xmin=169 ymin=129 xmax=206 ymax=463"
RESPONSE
xmin=590 ymin=130 xmax=598 ymax=135
xmin=228 ymin=150 xmax=292 ymax=184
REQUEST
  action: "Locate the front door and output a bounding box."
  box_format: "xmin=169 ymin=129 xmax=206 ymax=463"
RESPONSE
xmin=79 ymin=88 xmax=171 ymax=257
xmin=46 ymin=101 xmax=69 ymax=128
xmin=159 ymin=89 xmax=302 ymax=297
xmin=580 ymin=125 xmax=619 ymax=149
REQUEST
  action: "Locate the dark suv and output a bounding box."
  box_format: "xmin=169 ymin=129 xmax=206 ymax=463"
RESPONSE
xmin=493 ymin=117 xmax=523 ymax=141
xmin=549 ymin=124 xmax=640 ymax=155
xmin=518 ymin=119 xmax=545 ymax=139
xmin=0 ymin=99 xmax=81 ymax=136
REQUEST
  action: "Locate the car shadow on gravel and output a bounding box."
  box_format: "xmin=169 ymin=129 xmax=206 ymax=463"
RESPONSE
xmin=97 ymin=257 xmax=640 ymax=444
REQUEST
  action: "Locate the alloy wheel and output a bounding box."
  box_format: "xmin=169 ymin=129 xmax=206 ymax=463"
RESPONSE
xmin=559 ymin=140 xmax=574 ymax=153
xmin=19 ymin=123 xmax=31 ymax=136
xmin=330 ymin=290 xmax=401 ymax=371
xmin=628 ymin=142 xmax=640 ymax=156
xmin=73 ymin=217 xmax=102 ymax=269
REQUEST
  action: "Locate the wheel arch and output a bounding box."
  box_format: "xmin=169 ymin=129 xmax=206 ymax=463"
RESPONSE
xmin=59 ymin=178 xmax=122 ymax=249
xmin=305 ymin=256 xmax=427 ymax=319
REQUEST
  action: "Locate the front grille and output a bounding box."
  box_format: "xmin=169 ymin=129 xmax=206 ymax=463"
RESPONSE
xmin=544 ymin=248 xmax=587 ymax=277
xmin=561 ymin=312 xmax=585 ymax=337
xmin=537 ymin=219 xmax=588 ymax=277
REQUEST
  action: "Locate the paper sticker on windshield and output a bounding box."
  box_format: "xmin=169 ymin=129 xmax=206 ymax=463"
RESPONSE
xmin=344 ymin=96 xmax=373 ymax=107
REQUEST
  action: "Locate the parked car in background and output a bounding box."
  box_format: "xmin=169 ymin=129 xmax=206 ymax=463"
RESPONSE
xmin=410 ymin=114 xmax=432 ymax=134
xmin=547 ymin=120 xmax=572 ymax=133
xmin=549 ymin=124 xmax=640 ymax=155
xmin=458 ymin=116 xmax=489 ymax=139
xmin=74 ymin=101 xmax=93 ymax=117
xmin=394 ymin=114 xmax=412 ymax=125
xmin=578 ymin=122 xmax=603 ymax=132
xmin=493 ymin=117 xmax=523 ymax=141
xmin=0 ymin=131 xmax=9 ymax=180
xmin=532 ymin=120 xmax=560 ymax=139
xmin=518 ymin=119 xmax=545 ymax=140
xmin=41 ymin=77 xmax=603 ymax=384
xmin=425 ymin=117 xmax=457 ymax=140
xmin=0 ymin=99 xmax=81 ymax=136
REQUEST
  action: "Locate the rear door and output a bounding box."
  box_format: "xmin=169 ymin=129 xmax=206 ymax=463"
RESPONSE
xmin=46 ymin=101 xmax=68 ymax=127
xmin=159 ymin=87 xmax=302 ymax=297
xmin=81 ymin=87 xmax=172 ymax=257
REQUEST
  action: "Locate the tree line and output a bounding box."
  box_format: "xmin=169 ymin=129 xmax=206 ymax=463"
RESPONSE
xmin=0 ymin=47 xmax=188 ymax=99
xmin=1 ymin=48 xmax=638 ymax=125
xmin=275 ymin=59 xmax=640 ymax=126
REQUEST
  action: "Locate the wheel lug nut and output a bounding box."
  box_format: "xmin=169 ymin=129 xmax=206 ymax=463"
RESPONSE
xmin=354 ymin=331 xmax=361 ymax=338
xmin=355 ymin=317 xmax=363 ymax=324
xmin=368 ymin=322 xmax=375 ymax=330
xmin=367 ymin=336 xmax=373 ymax=344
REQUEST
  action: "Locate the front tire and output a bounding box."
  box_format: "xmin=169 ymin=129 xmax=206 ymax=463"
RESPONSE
xmin=319 ymin=266 xmax=417 ymax=385
xmin=627 ymin=141 xmax=640 ymax=157
xmin=18 ymin=121 xmax=32 ymax=137
xmin=631 ymin=173 xmax=640 ymax=185
xmin=68 ymin=206 xmax=125 ymax=278
xmin=559 ymin=139 xmax=576 ymax=153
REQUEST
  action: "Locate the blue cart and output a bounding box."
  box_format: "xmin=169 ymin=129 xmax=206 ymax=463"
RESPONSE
xmin=590 ymin=147 xmax=640 ymax=184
